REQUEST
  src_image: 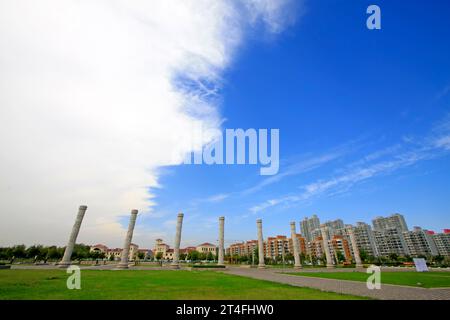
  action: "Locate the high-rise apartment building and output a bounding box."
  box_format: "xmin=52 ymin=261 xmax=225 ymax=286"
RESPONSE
xmin=374 ymin=228 xmax=409 ymax=257
xmin=403 ymin=227 xmax=438 ymax=257
xmin=324 ymin=219 xmax=345 ymax=232
xmin=432 ymin=232 xmax=450 ymax=257
xmin=372 ymin=213 xmax=408 ymax=232
xmin=300 ymin=214 xmax=320 ymax=242
xmin=353 ymin=222 xmax=379 ymax=257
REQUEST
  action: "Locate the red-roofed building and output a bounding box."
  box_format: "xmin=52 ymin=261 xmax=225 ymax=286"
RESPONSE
xmin=196 ymin=242 xmax=217 ymax=256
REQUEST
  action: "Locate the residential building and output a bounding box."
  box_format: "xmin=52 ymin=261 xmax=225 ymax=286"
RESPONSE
xmin=196 ymin=242 xmax=217 ymax=256
xmin=352 ymin=222 xmax=379 ymax=257
xmin=300 ymin=214 xmax=320 ymax=242
xmin=374 ymin=228 xmax=409 ymax=257
xmin=403 ymin=227 xmax=438 ymax=257
xmin=265 ymin=235 xmax=289 ymax=259
xmin=432 ymin=232 xmax=450 ymax=257
xmin=373 ymin=213 xmax=408 ymax=232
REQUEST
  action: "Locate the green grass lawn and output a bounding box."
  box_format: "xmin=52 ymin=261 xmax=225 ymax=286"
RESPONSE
xmin=286 ymin=271 xmax=450 ymax=288
xmin=0 ymin=269 xmax=368 ymax=300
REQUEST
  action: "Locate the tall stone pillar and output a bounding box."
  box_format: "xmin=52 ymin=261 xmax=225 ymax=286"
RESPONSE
xmin=59 ymin=205 xmax=88 ymax=267
xmin=320 ymin=225 xmax=335 ymax=268
xmin=117 ymin=209 xmax=138 ymax=269
xmin=171 ymin=213 xmax=184 ymax=269
xmin=346 ymin=226 xmax=363 ymax=268
xmin=218 ymin=216 xmax=225 ymax=266
xmin=256 ymin=219 xmax=266 ymax=269
xmin=290 ymin=222 xmax=302 ymax=269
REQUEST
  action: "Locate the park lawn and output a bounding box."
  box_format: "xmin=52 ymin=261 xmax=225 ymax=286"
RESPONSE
xmin=0 ymin=269 xmax=368 ymax=300
xmin=286 ymin=271 xmax=450 ymax=288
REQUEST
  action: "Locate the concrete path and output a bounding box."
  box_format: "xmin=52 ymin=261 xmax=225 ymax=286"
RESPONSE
xmin=225 ymin=267 xmax=450 ymax=300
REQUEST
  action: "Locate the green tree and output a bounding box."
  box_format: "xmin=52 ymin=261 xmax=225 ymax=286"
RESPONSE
xmin=12 ymin=245 xmax=26 ymax=258
xmin=359 ymin=249 xmax=368 ymax=263
xmin=155 ymin=252 xmax=163 ymax=261
xmin=137 ymin=252 xmax=145 ymax=259
xmin=206 ymin=252 xmax=214 ymax=261
xmin=72 ymin=244 xmax=90 ymax=260
xmin=47 ymin=246 xmax=63 ymax=260
xmin=190 ymin=251 xmax=197 ymax=261
xmin=389 ymin=253 xmax=399 ymax=263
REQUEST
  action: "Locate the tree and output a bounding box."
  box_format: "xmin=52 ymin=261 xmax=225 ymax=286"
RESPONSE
xmin=336 ymin=251 xmax=345 ymax=263
xmin=155 ymin=252 xmax=163 ymax=261
xmin=199 ymin=252 xmax=207 ymax=261
xmin=46 ymin=246 xmax=63 ymax=260
xmin=206 ymin=252 xmax=214 ymax=261
xmin=137 ymin=252 xmax=145 ymax=260
xmin=188 ymin=250 xmax=200 ymax=262
xmin=359 ymin=249 xmax=368 ymax=263
xmin=71 ymin=244 xmax=90 ymax=260
xmin=12 ymin=245 xmax=26 ymax=258
xmin=389 ymin=253 xmax=399 ymax=263
xmin=433 ymin=255 xmax=445 ymax=265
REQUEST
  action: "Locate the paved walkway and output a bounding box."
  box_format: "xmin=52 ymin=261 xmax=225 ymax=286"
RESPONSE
xmin=224 ymin=267 xmax=450 ymax=300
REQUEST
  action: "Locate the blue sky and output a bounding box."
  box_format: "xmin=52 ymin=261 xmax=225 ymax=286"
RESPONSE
xmin=142 ymin=0 xmax=450 ymax=247
xmin=2 ymin=1 xmax=449 ymax=247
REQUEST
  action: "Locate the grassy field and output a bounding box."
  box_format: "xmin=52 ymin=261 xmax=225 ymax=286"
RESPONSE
xmin=0 ymin=269 xmax=368 ymax=300
xmin=287 ymin=271 xmax=450 ymax=288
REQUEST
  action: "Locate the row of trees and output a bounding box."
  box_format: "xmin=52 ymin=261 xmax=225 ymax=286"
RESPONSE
xmin=358 ymin=250 xmax=449 ymax=266
xmin=222 ymin=247 xmax=449 ymax=267
xmin=153 ymin=251 xmax=216 ymax=262
xmin=0 ymin=244 xmax=105 ymax=261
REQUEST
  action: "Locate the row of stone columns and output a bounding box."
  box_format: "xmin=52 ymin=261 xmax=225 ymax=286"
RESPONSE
xmin=59 ymin=206 xmax=140 ymax=269
xmin=59 ymin=205 xmax=362 ymax=269
xmin=256 ymin=220 xmax=303 ymax=269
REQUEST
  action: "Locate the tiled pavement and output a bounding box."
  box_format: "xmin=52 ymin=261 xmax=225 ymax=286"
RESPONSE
xmin=224 ymin=267 xmax=450 ymax=300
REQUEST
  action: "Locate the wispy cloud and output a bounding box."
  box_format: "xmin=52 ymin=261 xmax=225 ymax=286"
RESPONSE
xmin=206 ymin=193 xmax=230 ymax=202
xmin=248 ymin=116 xmax=450 ymax=214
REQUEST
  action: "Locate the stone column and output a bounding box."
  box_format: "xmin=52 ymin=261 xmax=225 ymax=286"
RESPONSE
xmin=171 ymin=213 xmax=184 ymax=269
xmin=320 ymin=225 xmax=335 ymax=268
xmin=59 ymin=205 xmax=88 ymax=267
xmin=346 ymin=226 xmax=363 ymax=268
xmin=290 ymin=222 xmax=302 ymax=269
xmin=116 ymin=209 xmax=138 ymax=269
xmin=218 ymin=216 xmax=225 ymax=266
xmin=256 ymin=219 xmax=266 ymax=268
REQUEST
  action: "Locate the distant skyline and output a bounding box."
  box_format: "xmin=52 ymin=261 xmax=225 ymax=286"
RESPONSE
xmin=1 ymin=1 xmax=449 ymax=248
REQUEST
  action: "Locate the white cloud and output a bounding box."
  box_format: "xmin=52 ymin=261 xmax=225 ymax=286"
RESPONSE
xmin=0 ymin=0 xmax=297 ymax=246
xmin=248 ymin=117 xmax=450 ymax=214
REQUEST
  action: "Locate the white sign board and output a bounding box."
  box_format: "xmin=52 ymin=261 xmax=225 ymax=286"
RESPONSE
xmin=413 ymin=258 xmax=429 ymax=272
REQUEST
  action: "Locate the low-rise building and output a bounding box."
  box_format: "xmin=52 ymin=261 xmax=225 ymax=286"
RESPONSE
xmin=196 ymin=243 xmax=217 ymax=256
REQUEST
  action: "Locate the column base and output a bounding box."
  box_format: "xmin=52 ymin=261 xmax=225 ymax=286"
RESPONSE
xmin=257 ymin=264 xmax=266 ymax=269
xmin=326 ymin=264 xmax=336 ymax=269
xmin=115 ymin=263 xmax=129 ymax=270
xmin=294 ymin=265 xmax=303 ymax=269
xmin=57 ymin=261 xmax=71 ymax=268
xmin=355 ymin=264 xmax=364 ymax=269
